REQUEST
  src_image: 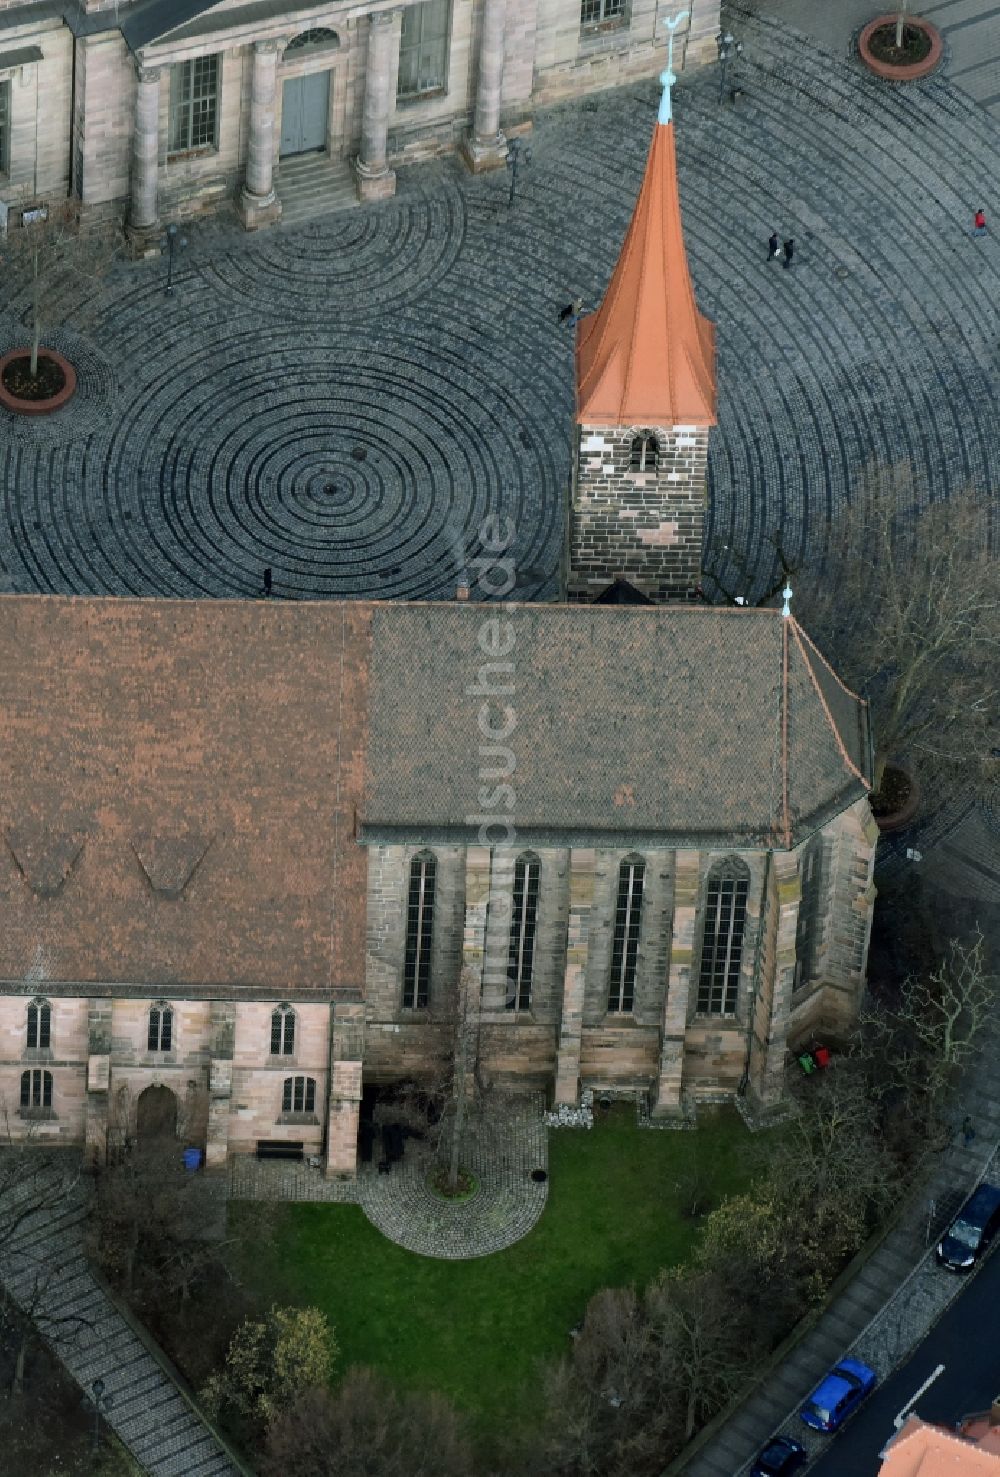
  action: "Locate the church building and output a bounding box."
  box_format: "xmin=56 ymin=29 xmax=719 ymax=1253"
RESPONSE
xmin=0 ymin=47 xmax=879 ymax=1173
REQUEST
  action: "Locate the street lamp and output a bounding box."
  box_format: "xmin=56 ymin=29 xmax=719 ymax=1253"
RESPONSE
xmin=715 ymin=30 xmax=744 ymax=103
xmin=505 ymin=137 xmax=532 ymax=208
xmin=159 ymin=222 xmax=188 ymax=297
xmin=83 ymin=1375 xmax=113 ymax=1456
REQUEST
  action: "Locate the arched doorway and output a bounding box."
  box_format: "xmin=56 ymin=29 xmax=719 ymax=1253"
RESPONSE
xmin=136 ymin=1084 xmax=178 ymax=1141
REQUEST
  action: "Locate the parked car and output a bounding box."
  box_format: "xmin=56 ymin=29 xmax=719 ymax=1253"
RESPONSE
xmin=936 ymin=1182 xmax=1000 ymax=1272
xmin=799 ymin=1358 xmax=877 ymax=1432
xmin=750 ymin=1434 xmax=808 ymax=1476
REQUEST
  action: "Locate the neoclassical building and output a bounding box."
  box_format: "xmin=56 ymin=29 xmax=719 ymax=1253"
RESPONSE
xmin=0 ymin=0 xmax=720 ymax=232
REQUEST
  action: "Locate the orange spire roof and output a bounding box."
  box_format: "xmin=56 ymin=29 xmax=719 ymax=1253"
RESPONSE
xmin=576 ymin=117 xmax=717 ymax=427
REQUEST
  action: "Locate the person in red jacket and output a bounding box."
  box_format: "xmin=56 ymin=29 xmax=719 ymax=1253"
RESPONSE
xmin=974 ymin=208 xmax=987 ymax=236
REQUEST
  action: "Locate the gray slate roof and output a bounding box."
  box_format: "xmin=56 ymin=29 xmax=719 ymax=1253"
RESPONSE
xmin=363 ymin=603 xmax=871 ymax=849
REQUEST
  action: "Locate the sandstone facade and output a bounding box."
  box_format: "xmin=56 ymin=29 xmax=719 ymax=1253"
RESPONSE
xmin=0 ymin=797 xmax=878 ymax=1164
xmin=0 ymin=0 xmax=721 ymax=225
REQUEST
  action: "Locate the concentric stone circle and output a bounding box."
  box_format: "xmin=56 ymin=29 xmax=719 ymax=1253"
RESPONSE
xmin=82 ymin=319 xmax=563 ymax=600
xmin=198 ymin=175 xmax=467 ymax=319
xmin=2 ymin=16 xmax=1000 ymax=602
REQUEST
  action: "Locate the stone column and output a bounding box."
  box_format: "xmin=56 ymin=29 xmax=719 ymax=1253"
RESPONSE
xmin=84 ymin=999 xmax=112 ymax=1167
xmin=240 ymin=41 xmax=282 ymax=229
xmin=129 ymin=65 xmax=161 ymax=244
xmin=354 ymin=11 xmax=398 ymax=202
xmin=652 ymin=850 xmax=700 ymax=1117
xmin=463 ymin=0 xmax=508 ymax=172
xmin=553 ymin=848 xmax=596 ymax=1106
xmin=206 ymin=1000 xmax=235 ymax=1170
xmin=326 ymin=1001 xmax=365 ymax=1177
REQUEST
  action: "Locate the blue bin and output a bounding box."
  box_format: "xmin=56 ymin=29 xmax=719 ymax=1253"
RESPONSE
xmin=182 ymin=1147 xmax=202 ymax=1172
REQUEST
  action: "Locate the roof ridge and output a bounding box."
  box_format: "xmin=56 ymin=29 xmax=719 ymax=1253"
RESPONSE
xmin=780 ymin=617 xmax=791 ymax=848
xmin=789 ymin=620 xmax=869 ymax=788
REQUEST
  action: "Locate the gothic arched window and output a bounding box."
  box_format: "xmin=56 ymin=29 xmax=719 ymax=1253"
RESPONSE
xmin=506 ymin=853 xmax=541 ymax=1011
xmin=26 ymin=998 xmax=51 ymax=1050
xmin=282 ymin=1075 xmax=316 ymax=1114
xmin=148 ymin=1003 xmax=173 ymax=1052
xmin=403 ymin=852 xmax=436 ymax=1009
xmin=270 ymin=1005 xmax=295 ymax=1056
xmin=629 ymin=433 xmax=658 ymax=473
xmin=697 ymin=859 xmax=750 ymax=1015
xmin=608 ymin=857 xmax=645 ymax=1012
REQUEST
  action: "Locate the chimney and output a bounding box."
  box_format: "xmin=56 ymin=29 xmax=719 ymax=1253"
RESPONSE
xmin=455 ymin=580 xmax=470 ymax=601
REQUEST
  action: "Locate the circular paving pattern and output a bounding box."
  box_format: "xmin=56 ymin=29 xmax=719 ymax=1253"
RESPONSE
xmin=1 ymin=10 xmax=999 ymax=599
xmin=0 ymin=317 xmax=120 ymax=449
xmin=357 ymin=1096 xmax=549 ymax=1259
xmin=198 ymin=174 xmax=467 ymax=320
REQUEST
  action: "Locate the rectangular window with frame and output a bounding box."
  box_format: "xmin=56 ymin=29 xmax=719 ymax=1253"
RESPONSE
xmin=580 ymin=0 xmax=625 ymax=28
xmin=697 ymin=875 xmax=749 ymax=1015
xmin=168 ymin=55 xmax=220 ymax=156
xmin=282 ymin=1076 xmax=316 ymax=1114
xmin=397 ymin=0 xmax=450 ymax=99
xmin=20 ymin=1069 xmax=53 ymax=1112
xmin=608 ymin=860 xmax=644 ymax=1013
xmin=0 ymin=80 xmax=10 ymax=176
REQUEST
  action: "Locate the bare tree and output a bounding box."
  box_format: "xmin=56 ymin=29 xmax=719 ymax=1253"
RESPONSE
xmin=794 ymin=469 xmax=999 ymax=793
xmin=0 ymin=202 xmax=121 ymax=380
xmin=261 ymin=1369 xmax=474 ymax=1477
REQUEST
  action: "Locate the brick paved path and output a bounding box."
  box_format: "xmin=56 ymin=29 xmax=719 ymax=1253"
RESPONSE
xmin=1 ymin=11 xmax=999 ymax=601
xmin=1 ymin=1155 xmax=240 ymax=1477
xmin=357 ymin=1094 xmax=548 ymax=1258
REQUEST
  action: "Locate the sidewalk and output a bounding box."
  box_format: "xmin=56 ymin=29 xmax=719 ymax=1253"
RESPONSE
xmin=1 ymin=1157 xmax=242 ymax=1477
xmin=682 ymin=797 xmax=1000 ymax=1475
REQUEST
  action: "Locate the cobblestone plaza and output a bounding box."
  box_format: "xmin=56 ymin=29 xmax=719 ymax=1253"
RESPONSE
xmin=2 ymin=7 xmax=998 ymax=603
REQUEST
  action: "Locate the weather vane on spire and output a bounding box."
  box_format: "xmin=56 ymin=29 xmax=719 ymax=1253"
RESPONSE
xmin=659 ymin=10 xmax=689 ymax=125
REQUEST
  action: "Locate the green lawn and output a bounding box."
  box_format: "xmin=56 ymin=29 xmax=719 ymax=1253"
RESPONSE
xmin=231 ymin=1105 xmax=757 ymax=1441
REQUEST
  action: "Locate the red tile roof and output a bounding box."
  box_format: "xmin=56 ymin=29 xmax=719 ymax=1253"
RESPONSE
xmin=576 ymin=119 xmax=717 ymax=427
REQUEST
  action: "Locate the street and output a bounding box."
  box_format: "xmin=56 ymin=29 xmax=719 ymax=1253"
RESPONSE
xmin=809 ymin=1241 xmax=1000 ymax=1473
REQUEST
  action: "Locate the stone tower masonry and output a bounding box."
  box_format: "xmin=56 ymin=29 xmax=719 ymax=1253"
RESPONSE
xmin=567 ymin=35 xmax=717 ymax=602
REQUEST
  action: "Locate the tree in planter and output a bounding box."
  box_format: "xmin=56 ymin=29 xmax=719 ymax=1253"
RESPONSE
xmin=0 ymin=201 xmax=121 ymax=386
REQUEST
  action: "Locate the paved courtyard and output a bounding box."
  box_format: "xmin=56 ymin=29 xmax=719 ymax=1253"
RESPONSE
xmin=1 ymin=5 xmax=999 ymax=602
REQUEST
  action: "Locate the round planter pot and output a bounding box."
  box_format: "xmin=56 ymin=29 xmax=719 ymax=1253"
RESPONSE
xmin=872 ymin=763 xmax=921 ymax=833
xmin=0 ymin=348 xmax=78 ymax=416
xmin=859 ymin=15 xmax=943 ymax=80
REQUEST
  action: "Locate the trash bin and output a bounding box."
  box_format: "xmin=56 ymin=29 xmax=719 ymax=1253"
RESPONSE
xmin=182 ymin=1147 xmax=203 ymax=1172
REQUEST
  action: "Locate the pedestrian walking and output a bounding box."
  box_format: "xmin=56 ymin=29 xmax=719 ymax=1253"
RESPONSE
xmin=973 ymin=208 xmax=987 ymax=236
xmin=783 ymin=238 xmax=794 ymax=269
xmin=767 ymin=230 xmax=780 ymax=261
xmin=962 ymin=1115 xmax=976 ymax=1146
xmin=263 ymin=567 xmax=272 ymax=597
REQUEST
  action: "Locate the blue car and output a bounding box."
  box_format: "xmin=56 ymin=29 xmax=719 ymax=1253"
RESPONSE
xmin=750 ymin=1435 xmax=807 ymax=1476
xmin=935 ymin=1182 xmax=1000 ymax=1272
xmin=800 ymin=1358 xmax=877 ymax=1432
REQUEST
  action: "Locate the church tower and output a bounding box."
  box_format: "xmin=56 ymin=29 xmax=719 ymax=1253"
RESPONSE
xmin=567 ymin=23 xmax=717 ymax=602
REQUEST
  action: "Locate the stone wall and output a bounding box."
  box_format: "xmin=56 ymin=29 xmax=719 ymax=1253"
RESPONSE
xmin=1 ymin=0 xmax=720 ymax=222
xmin=568 ymin=424 xmax=710 ymax=601
xmin=0 ymin=800 xmax=875 ymax=1159
xmin=0 ymin=26 xmax=72 ymax=207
